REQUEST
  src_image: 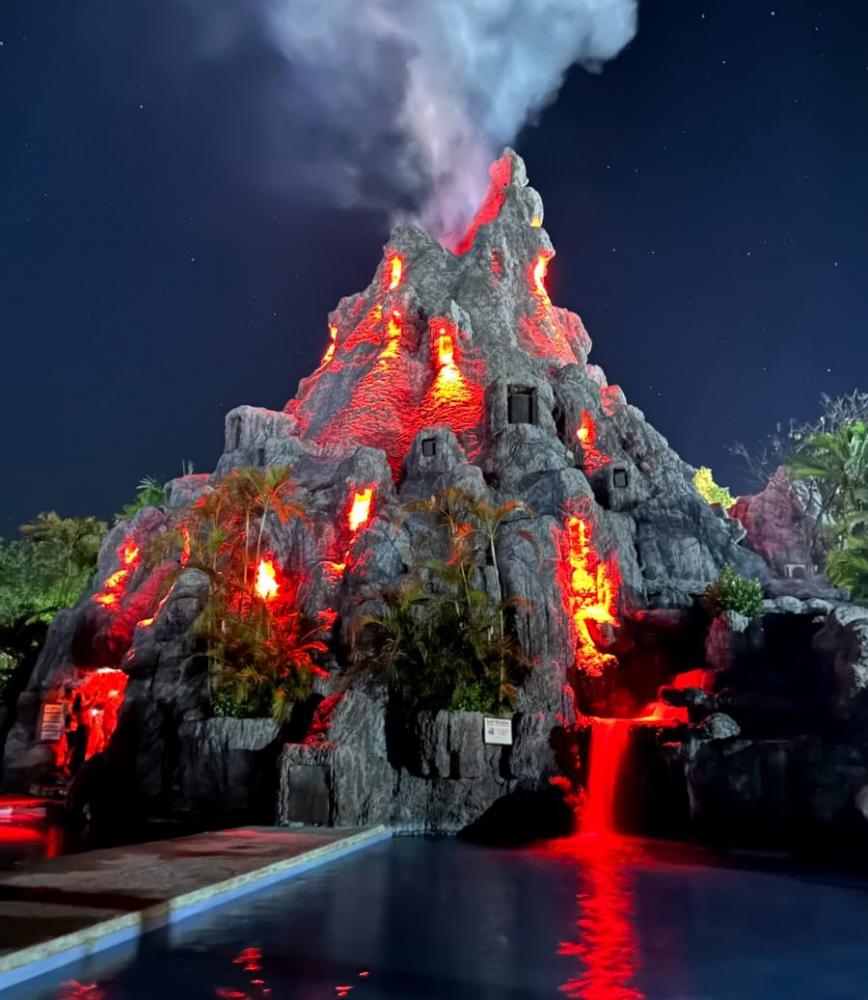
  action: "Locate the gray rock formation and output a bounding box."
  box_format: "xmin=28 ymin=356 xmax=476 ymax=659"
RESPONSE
xmin=3 ymin=149 xmax=784 ymax=833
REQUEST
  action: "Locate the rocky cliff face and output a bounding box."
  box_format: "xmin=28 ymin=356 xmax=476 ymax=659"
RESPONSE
xmin=3 ymin=150 xmax=779 ymax=832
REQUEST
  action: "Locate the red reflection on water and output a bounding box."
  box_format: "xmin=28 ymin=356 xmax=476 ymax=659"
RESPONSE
xmin=217 ymin=946 xmax=271 ymax=999
xmin=57 ymin=982 xmax=105 ymax=1000
xmin=543 ymin=836 xmax=645 ymax=1000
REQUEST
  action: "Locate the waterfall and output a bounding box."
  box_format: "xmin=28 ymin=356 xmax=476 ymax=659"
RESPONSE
xmin=583 ymin=719 xmax=635 ymax=836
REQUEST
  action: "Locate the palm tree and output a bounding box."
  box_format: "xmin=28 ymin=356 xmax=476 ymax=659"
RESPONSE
xmin=116 ymin=476 xmax=167 ymax=522
xmin=355 ymin=488 xmax=532 ymax=714
xmin=790 ymin=420 xmax=868 ymax=546
xmin=156 ymin=466 xmax=319 ymax=718
xmin=19 ymin=512 xmax=107 ymax=607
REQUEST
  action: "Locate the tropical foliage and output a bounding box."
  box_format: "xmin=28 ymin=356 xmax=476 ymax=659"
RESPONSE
xmin=160 ymin=466 xmax=331 ymax=721
xmin=352 ymin=487 xmax=532 ymax=716
xmin=788 ymin=420 xmax=868 ymax=601
xmin=116 ymin=476 xmax=167 ymax=522
xmin=1 ymin=514 xmax=107 ymax=696
xmin=704 ymin=565 xmax=764 ymax=619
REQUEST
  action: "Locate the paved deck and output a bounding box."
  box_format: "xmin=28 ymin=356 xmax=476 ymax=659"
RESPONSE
xmin=0 ymin=824 xmax=391 ymax=991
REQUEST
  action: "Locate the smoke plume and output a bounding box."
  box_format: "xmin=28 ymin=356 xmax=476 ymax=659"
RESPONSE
xmin=185 ymin=0 xmax=638 ymax=242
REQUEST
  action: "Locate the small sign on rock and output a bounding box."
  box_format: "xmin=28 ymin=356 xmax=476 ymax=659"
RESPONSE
xmin=38 ymin=702 xmax=64 ymax=742
xmin=483 ymin=716 xmax=513 ymax=746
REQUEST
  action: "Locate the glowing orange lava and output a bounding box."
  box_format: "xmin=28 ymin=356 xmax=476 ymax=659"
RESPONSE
xmin=556 ymin=514 xmax=620 ymax=678
xmin=532 ymin=250 xmax=551 ymax=303
xmin=386 ymin=253 xmax=403 ymax=291
xmin=255 ymin=559 xmax=279 ymax=601
xmin=437 ymin=327 xmax=455 ymax=367
xmin=321 ymin=323 xmax=338 ymax=366
xmin=379 ymin=310 xmax=402 ymax=362
xmin=516 ymin=249 xmax=579 ymax=366
xmin=93 ymin=539 xmax=141 ymax=608
xmin=348 ymin=487 xmax=375 ymax=534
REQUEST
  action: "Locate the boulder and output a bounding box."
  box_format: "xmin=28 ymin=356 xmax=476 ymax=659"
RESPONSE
xmin=175 ymin=717 xmax=282 ymax=821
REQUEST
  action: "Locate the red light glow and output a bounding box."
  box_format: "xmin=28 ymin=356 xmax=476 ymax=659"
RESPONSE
xmin=556 ymin=513 xmax=620 ymax=678
xmin=298 ymin=307 xmax=486 ymax=479
xmin=672 ymin=668 xmax=713 ymax=691
xmin=453 ymin=152 xmax=512 ymax=255
xmin=45 ymin=668 xmax=129 ymax=766
xmin=93 ymin=539 xmax=141 ymax=608
xmin=575 ymin=411 xmax=610 ymax=474
xmin=255 ymin=559 xmax=279 ymax=601
xmin=515 ymin=249 xmax=583 ymax=366
xmin=582 ymin=718 xmax=632 ymax=836
xmin=551 ymin=835 xmax=645 ymax=1000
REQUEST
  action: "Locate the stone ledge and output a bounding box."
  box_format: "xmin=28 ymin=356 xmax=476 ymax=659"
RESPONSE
xmin=0 ymin=825 xmax=391 ymax=992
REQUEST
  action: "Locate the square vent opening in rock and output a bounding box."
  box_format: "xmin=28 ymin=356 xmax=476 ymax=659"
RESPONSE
xmin=613 ymin=467 xmax=629 ymax=489
xmin=507 ymin=386 xmax=538 ymax=425
xmin=421 ymin=437 xmax=437 ymax=457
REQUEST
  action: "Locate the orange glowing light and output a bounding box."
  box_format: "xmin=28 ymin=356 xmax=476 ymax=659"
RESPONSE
xmin=255 ymin=559 xmax=279 ymax=601
xmin=321 ymin=323 xmax=338 ymax=366
xmin=575 ymin=411 xmax=610 ymax=474
xmin=532 ymin=251 xmax=551 ymax=302
xmin=556 ymin=514 xmax=620 ymax=678
xmin=530 ymin=215 xmax=542 ymax=228
xmin=437 ymin=328 xmax=455 ymax=367
xmin=348 ymin=487 xmax=374 ymax=534
xmin=121 ymin=541 xmax=140 ymax=566
xmin=93 ymin=537 xmax=141 ymax=609
xmin=379 ymin=310 xmax=402 ymax=361
xmin=324 ymin=560 xmax=346 ymax=579
xmin=386 ymin=253 xmax=403 ymax=291
xmin=102 ymin=568 xmax=128 ymax=591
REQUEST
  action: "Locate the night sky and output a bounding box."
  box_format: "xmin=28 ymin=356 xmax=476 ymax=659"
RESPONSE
xmin=2 ymin=1 xmax=867 ymax=534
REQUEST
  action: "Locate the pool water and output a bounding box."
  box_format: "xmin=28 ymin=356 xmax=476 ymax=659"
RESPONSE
xmin=10 ymin=835 xmax=868 ymax=1000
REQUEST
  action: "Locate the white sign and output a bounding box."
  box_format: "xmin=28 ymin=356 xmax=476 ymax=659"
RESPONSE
xmin=483 ymin=716 xmax=513 ymax=746
xmin=38 ymin=702 xmax=65 ymax=742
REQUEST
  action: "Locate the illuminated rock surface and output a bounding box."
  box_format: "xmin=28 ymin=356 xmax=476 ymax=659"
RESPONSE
xmin=7 ymin=150 xmax=863 ymax=839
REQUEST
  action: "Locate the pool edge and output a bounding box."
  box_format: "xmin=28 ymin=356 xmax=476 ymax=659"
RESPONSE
xmin=0 ymin=825 xmax=393 ymax=992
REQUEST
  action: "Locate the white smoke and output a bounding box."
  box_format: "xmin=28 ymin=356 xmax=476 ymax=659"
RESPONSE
xmin=184 ymin=0 xmax=638 ymax=240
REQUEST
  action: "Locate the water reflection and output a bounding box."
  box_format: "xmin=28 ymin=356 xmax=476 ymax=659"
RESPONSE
xmin=56 ymin=982 xmax=105 ymax=1000
xmin=544 ymin=835 xmax=645 ymax=1000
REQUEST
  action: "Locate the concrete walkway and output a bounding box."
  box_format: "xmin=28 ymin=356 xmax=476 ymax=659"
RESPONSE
xmin=0 ymin=824 xmax=391 ymax=991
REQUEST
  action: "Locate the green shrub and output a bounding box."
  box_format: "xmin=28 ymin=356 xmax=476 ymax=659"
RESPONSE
xmin=451 ymin=678 xmax=499 ymax=714
xmin=704 ymin=565 xmax=764 ymax=618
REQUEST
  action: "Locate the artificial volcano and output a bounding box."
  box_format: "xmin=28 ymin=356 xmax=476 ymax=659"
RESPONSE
xmin=4 ymin=150 xmax=777 ymax=832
